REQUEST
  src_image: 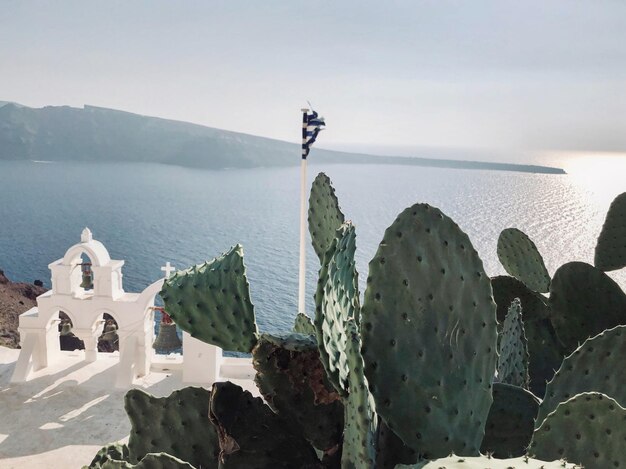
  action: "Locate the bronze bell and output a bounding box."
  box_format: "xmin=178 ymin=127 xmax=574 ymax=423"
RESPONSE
xmin=153 ymin=322 xmax=182 ymax=353
xmin=100 ymin=321 xmax=119 ymax=343
xmin=80 ymin=263 xmax=94 ymax=289
xmin=59 ymin=321 xmax=73 ymax=336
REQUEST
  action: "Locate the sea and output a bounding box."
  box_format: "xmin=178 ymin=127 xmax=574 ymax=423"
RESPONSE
xmin=0 ymin=153 xmax=624 ymax=335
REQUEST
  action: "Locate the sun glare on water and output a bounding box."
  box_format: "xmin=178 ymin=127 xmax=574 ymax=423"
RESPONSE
xmin=544 ymin=151 xmax=626 ymax=209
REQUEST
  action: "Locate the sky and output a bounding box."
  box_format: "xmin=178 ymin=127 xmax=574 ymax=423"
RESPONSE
xmin=1 ymin=1 xmax=626 ymax=155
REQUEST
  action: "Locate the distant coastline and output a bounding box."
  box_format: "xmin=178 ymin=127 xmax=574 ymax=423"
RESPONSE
xmin=0 ymin=102 xmax=565 ymax=175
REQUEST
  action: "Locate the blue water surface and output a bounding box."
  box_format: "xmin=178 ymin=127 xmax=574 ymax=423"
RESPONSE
xmin=0 ymin=159 xmax=624 ymax=334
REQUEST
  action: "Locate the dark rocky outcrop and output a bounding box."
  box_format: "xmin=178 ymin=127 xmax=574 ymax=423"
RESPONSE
xmin=0 ymin=269 xmax=47 ymax=348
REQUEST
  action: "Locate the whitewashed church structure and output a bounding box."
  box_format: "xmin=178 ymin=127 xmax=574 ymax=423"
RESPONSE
xmin=10 ymin=228 xmax=253 ymax=388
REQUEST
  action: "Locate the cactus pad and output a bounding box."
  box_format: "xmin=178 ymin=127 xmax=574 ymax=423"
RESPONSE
xmin=251 ymin=332 xmax=343 ymax=453
xmin=93 ymin=453 xmax=196 ymax=469
xmin=314 ymin=222 xmax=359 ymax=395
xmin=293 ymin=312 xmax=316 ymax=335
xmin=480 ymin=383 xmax=540 ymax=458
xmin=375 ymin=422 xmax=418 ymax=469
xmin=208 ymin=381 xmax=319 ymax=467
xmin=530 ymin=392 xmax=626 ymax=469
xmin=536 ymin=325 xmax=626 ymax=427
xmin=160 ymin=244 xmax=258 ymax=353
xmin=491 ymin=276 xmax=550 ymax=323
xmin=595 ymin=192 xmax=626 ymax=271
xmin=496 ymin=299 xmax=530 ymax=388
xmin=361 ymin=203 xmax=498 ymax=457
xmin=86 ymin=443 xmax=130 ymax=468
xmin=522 ymin=318 xmax=564 ymax=398
xmin=341 ymin=318 xmax=376 ymax=468
xmin=308 ymin=172 xmax=345 ymax=263
xmin=124 ymin=387 xmax=218 ymax=468
xmin=397 ymin=454 xmax=582 ymax=468
xmin=548 ymin=261 xmax=626 ymax=354
xmin=497 ymin=228 xmax=551 ymax=293
xmin=491 ymin=276 xmax=563 ymax=397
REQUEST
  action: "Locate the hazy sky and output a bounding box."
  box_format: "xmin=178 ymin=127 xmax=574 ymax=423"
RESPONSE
xmin=1 ymin=1 xmax=625 ymax=153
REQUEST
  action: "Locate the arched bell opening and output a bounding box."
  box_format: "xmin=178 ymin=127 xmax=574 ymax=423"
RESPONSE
xmin=152 ymin=301 xmax=182 ymax=355
xmin=97 ymin=313 xmax=119 ymax=353
xmin=68 ymin=252 xmax=96 ymax=296
xmin=56 ymin=311 xmax=84 ymax=351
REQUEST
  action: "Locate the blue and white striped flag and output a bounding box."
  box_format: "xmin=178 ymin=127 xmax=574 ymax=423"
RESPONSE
xmin=301 ymin=109 xmax=325 ymax=159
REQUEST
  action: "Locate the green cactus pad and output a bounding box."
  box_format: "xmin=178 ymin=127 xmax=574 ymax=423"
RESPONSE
xmin=95 ymin=453 xmax=196 ymax=469
xmin=124 ymin=387 xmax=219 ymax=469
xmin=548 ymin=261 xmax=626 ymax=354
xmin=251 ymin=332 xmax=343 ymax=453
xmin=208 ymin=381 xmax=319 ymax=468
xmin=480 ymin=383 xmax=540 ymax=458
xmin=308 ymin=172 xmax=345 ymax=263
xmin=342 ymin=318 xmax=377 ymax=469
xmin=361 ymin=203 xmax=498 ymax=458
xmin=530 ymin=392 xmax=626 ymax=469
xmin=314 ymin=222 xmax=360 ymax=395
xmin=491 ymin=276 xmax=550 ymax=323
xmin=491 ymin=276 xmax=563 ymax=397
xmin=497 ymin=228 xmax=551 ymax=293
xmin=293 ymin=312 xmax=316 ymax=335
xmin=497 ymin=299 xmax=530 ymax=389
xmin=160 ymin=244 xmax=258 ymax=353
xmin=86 ymin=443 xmax=130 ymax=468
xmin=595 ymin=192 xmax=626 ymax=271
xmin=375 ymin=422 xmax=418 ymax=469
xmin=397 ymin=454 xmax=582 ymax=468
xmin=255 ymin=330 xmax=319 ymax=351
xmin=536 ymin=325 xmax=626 ymax=427
xmin=522 ymin=318 xmax=564 ymax=398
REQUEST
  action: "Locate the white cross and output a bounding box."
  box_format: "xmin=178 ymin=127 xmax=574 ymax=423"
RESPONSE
xmin=161 ymin=262 xmax=176 ymax=278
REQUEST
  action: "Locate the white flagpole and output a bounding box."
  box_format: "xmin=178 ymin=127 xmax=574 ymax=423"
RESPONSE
xmin=298 ymin=108 xmax=309 ymax=316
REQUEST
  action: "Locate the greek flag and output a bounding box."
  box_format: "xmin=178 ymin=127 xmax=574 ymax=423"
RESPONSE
xmin=302 ymin=109 xmax=325 ymax=159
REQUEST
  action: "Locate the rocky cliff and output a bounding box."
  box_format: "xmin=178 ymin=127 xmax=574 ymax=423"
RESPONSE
xmin=0 ymin=269 xmax=46 ymax=348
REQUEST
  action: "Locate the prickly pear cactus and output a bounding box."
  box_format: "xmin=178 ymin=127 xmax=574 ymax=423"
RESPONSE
xmin=548 ymin=261 xmax=626 ymax=353
xmin=361 ymin=203 xmax=498 ymax=458
xmin=208 ymin=381 xmax=320 ymax=468
xmin=496 ymin=299 xmax=530 ymax=388
xmin=497 ymin=228 xmax=551 ymax=293
xmin=491 ymin=276 xmax=550 ymax=323
xmin=85 ymin=443 xmax=130 ymax=468
xmin=251 ymin=332 xmax=343 ymax=453
xmin=124 ymin=388 xmax=219 ymax=468
xmin=308 ymin=172 xmax=345 ymax=263
xmin=522 ymin=318 xmax=564 ymax=398
xmin=375 ymin=422 xmax=418 ymax=469
xmin=342 ymin=318 xmax=376 ymax=469
xmin=594 ymin=192 xmax=626 ymax=271
xmin=480 ymin=383 xmax=540 ymax=458
xmin=93 ymin=453 xmax=196 ymax=469
xmin=491 ymin=276 xmax=563 ymax=397
xmin=314 ymin=222 xmax=360 ymax=395
xmin=530 ymin=392 xmax=626 ymax=469
xmin=293 ymin=312 xmax=316 ymax=335
xmin=397 ymin=454 xmax=582 ymax=468
xmin=536 ymin=325 xmax=626 ymax=427
xmin=160 ymin=244 xmax=258 ymax=353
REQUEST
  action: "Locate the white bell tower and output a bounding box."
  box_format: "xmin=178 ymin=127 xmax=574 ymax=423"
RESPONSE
xmin=11 ymin=228 xmax=165 ymax=387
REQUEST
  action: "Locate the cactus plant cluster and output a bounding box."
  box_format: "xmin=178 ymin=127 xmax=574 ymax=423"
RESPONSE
xmin=496 ymin=299 xmax=529 ymax=388
xmin=86 ymin=178 xmax=626 ymax=469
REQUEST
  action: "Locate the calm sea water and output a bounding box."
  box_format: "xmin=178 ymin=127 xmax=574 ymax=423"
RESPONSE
xmin=0 ymin=154 xmax=624 ymax=334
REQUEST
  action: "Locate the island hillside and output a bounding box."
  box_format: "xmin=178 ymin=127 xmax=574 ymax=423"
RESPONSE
xmin=0 ymin=102 xmax=565 ymax=174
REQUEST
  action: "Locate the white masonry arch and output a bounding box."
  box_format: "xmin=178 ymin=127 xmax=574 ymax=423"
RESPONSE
xmin=11 ymin=228 xmax=164 ymax=387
